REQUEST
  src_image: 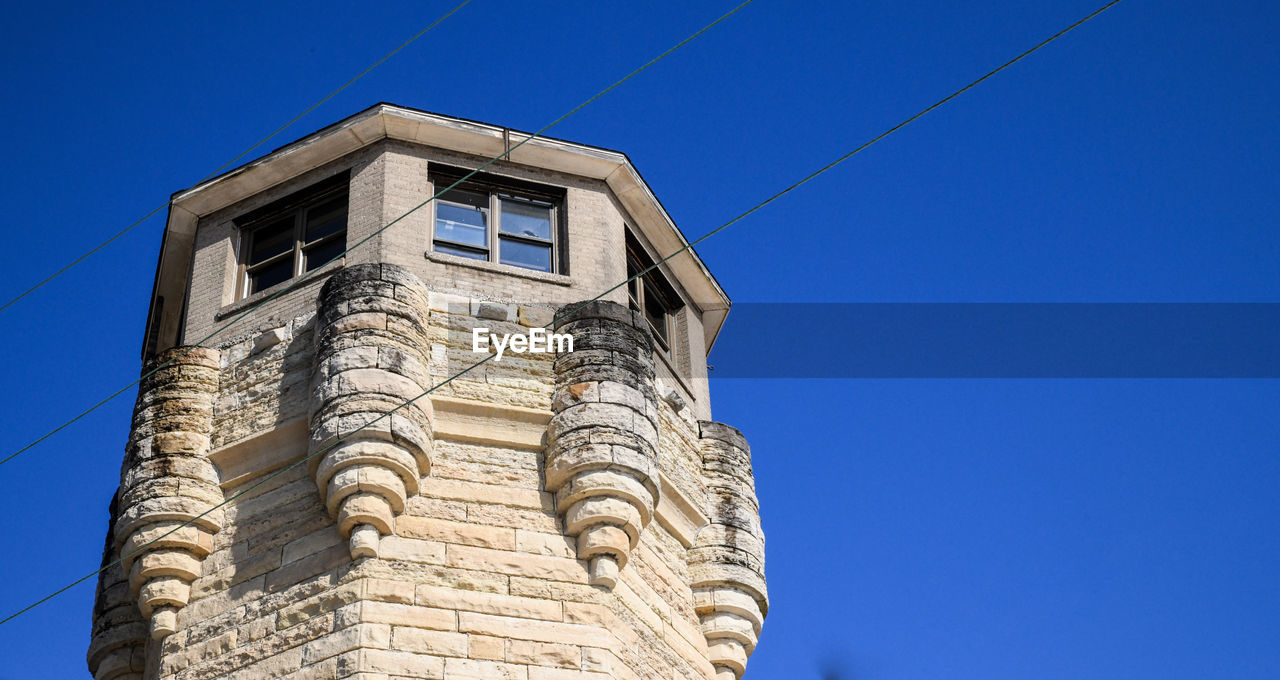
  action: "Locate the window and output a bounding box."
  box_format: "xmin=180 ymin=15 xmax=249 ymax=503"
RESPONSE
xmin=236 ymin=173 xmax=348 ymax=298
xmin=431 ymin=167 xmax=564 ymax=274
xmin=626 ymin=232 xmax=683 ymax=355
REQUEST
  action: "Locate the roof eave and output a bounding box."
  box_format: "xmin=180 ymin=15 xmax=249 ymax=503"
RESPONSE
xmin=154 ymin=103 xmax=731 ymax=352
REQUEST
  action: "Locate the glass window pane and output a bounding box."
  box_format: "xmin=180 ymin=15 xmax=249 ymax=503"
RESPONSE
xmin=644 ymin=292 xmax=669 ymax=346
xmin=435 ymin=242 xmax=488 ymax=260
xmin=249 ymin=217 xmax=294 ymax=264
xmin=500 ymin=198 xmax=552 ymax=240
xmin=499 ymin=237 xmax=552 ymax=272
xmin=439 ymin=187 xmax=488 ymax=209
xmin=303 ymin=238 xmax=344 ymax=272
xmin=248 ymin=259 xmax=293 ymax=294
xmin=436 ymin=200 xmax=488 ymax=247
xmin=627 ymin=256 xmax=642 ymax=309
xmin=305 ymin=197 xmax=347 ymax=243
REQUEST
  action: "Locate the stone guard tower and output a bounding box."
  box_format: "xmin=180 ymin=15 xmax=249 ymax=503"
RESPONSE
xmin=88 ymin=104 xmax=768 ymax=680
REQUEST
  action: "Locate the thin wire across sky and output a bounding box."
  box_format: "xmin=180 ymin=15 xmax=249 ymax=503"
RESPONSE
xmin=0 ymin=0 xmax=474 ymax=315
xmin=0 ymin=0 xmax=1124 ymax=627
xmin=0 ymin=0 xmax=758 ymax=472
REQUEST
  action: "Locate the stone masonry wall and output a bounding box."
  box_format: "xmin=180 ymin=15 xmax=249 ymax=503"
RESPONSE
xmin=92 ymin=298 xmax=765 ymax=680
xmin=181 ymin=141 xmax=711 ymax=420
xmin=91 ymin=140 xmax=765 ymax=679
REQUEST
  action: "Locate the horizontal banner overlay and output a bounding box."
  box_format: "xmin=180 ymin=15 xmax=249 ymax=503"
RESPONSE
xmin=707 ymin=304 xmax=1280 ymax=378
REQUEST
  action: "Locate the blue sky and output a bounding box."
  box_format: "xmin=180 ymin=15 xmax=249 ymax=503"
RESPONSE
xmin=0 ymin=1 xmax=1277 ymax=678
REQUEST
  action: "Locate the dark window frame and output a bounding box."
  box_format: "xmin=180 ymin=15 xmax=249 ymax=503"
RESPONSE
xmin=429 ymin=166 xmax=568 ymax=275
xmin=625 ymin=231 xmax=683 ymax=356
xmin=234 ymin=172 xmax=349 ymax=299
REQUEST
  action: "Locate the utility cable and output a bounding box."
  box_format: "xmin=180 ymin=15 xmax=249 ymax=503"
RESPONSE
xmin=0 ymin=0 xmax=758 ymax=472
xmin=0 ymin=0 xmax=1126 ymax=627
xmin=0 ymin=0 xmax=474 ymax=315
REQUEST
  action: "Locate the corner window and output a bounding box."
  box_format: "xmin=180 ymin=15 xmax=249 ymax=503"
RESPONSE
xmin=626 ymin=232 xmax=683 ymax=355
xmin=431 ymin=167 xmax=563 ymax=274
xmin=236 ymin=174 xmax=348 ymax=299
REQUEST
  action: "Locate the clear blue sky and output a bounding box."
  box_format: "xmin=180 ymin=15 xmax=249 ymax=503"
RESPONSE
xmin=0 ymin=1 xmax=1277 ymax=678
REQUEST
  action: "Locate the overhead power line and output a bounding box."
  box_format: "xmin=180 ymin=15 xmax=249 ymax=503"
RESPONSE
xmin=0 ymin=0 xmax=474 ymax=315
xmin=0 ymin=0 xmax=1126 ymax=627
xmin=0 ymin=0 xmax=757 ymax=473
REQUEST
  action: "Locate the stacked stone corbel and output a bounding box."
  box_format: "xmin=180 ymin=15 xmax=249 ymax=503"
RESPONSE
xmin=87 ymin=494 xmax=148 ymax=680
xmin=113 ymin=346 xmax=224 ymax=640
xmin=546 ymin=301 xmax=661 ymax=588
xmin=690 ymin=422 xmax=769 ymax=680
xmin=308 ymin=264 xmax=434 ymax=559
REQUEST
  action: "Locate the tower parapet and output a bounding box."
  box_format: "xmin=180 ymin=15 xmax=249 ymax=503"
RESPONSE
xmin=690 ymin=422 xmax=769 ymax=679
xmin=546 ymin=300 xmax=662 ymax=588
xmin=86 ymin=493 xmax=148 ymax=680
xmin=308 ymin=263 xmax=435 ymax=559
xmin=114 ymin=346 xmax=223 ymax=640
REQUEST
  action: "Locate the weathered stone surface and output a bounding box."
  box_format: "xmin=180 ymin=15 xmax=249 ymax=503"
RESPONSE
xmin=310 ymin=264 xmax=435 ymax=557
xmin=687 ymin=422 xmax=769 ymax=679
xmin=109 ymin=346 xmax=224 ymax=643
xmin=91 ymin=133 xmax=769 ymax=680
xmin=88 ymin=493 xmax=149 ymax=680
xmin=545 ymin=301 xmax=661 ymax=589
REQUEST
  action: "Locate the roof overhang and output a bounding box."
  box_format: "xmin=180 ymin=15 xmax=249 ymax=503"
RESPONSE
xmin=151 ymin=103 xmax=731 ymax=355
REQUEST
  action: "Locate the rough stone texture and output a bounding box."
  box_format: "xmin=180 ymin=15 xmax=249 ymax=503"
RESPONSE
xmin=211 ymin=314 xmax=314 ymax=453
xmin=308 ymin=263 xmax=435 ymax=557
xmin=546 ymin=301 xmax=660 ymax=589
xmin=112 ymin=346 xmax=224 ymax=643
xmin=91 ymin=130 xmax=767 ymax=680
xmin=88 ymin=492 xmax=149 ymax=680
xmin=688 ymin=423 xmax=768 ymax=680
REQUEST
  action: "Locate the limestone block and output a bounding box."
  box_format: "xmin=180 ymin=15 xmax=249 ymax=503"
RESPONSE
xmin=358 ymin=601 xmax=456 ymax=630
xmin=705 ymin=639 xmax=747 ymax=678
xmin=469 ymin=635 xmax=506 ymax=661
xmin=546 ymin=301 xmax=661 ymax=589
xmin=359 ymin=648 xmax=445 ymax=678
xmin=251 ymin=327 xmax=288 ymax=354
xmin=314 ymin=440 xmax=421 ymax=499
xmin=391 ymin=628 xmax=468 ymax=657
xmin=428 ymin=291 xmax=468 ymax=314
xmin=128 ymin=549 xmax=202 ymax=594
xmin=338 ymin=492 xmax=397 ymax=535
xmin=309 ymin=264 xmax=435 ymax=558
xmin=398 ymin=516 xmax=515 ymax=551
xmin=471 ymin=300 xmax=515 ymax=322
xmin=120 ymin=521 xmax=213 ymax=566
xmin=88 ymin=493 xmax=148 ymax=680
xmin=325 ymin=465 xmax=409 ymax=516
xmin=350 ymin=524 xmax=383 ymax=559
xmin=700 ymin=611 xmax=759 ymax=651
xmin=414 ymin=584 xmax=563 ymax=622
xmin=517 ymin=305 xmax=554 ymax=328
xmin=112 ymin=346 xmax=224 ymax=641
xmin=688 ymin=421 xmax=769 ymax=680
xmin=507 ymin=639 xmax=580 ymax=668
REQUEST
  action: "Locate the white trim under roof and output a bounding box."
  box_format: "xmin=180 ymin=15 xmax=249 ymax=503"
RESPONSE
xmin=147 ymin=103 xmax=730 ymax=356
